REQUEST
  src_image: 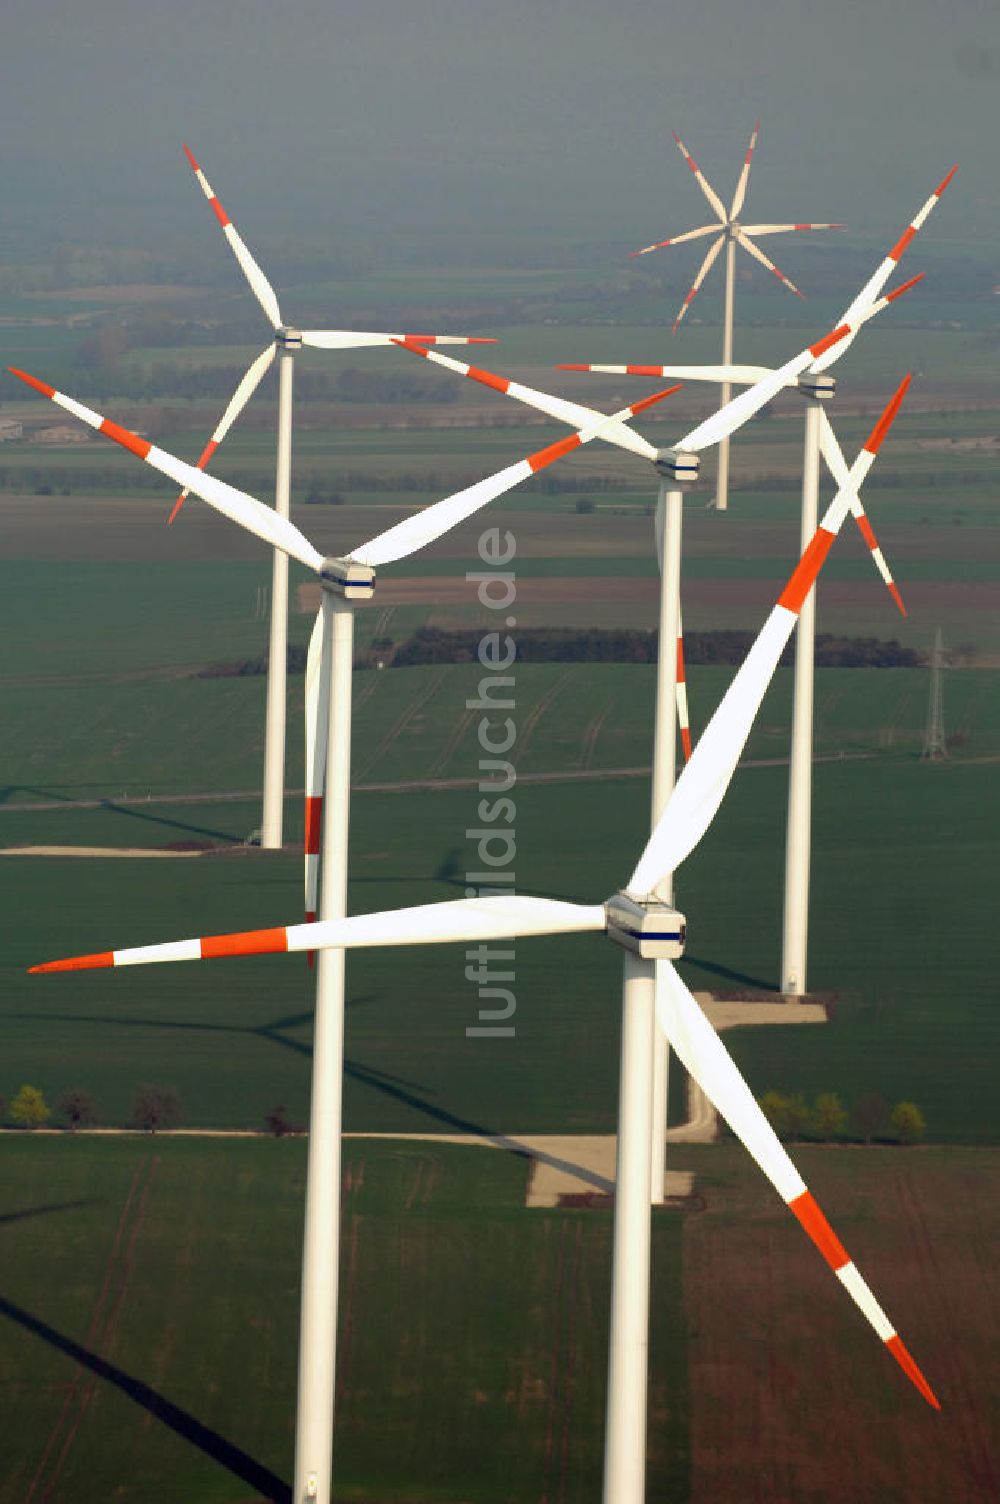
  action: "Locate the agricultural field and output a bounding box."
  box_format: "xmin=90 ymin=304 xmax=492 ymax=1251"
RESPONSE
xmin=0 ymin=1135 xmax=688 ymax=1504
xmin=0 ymin=1136 xmax=994 ymax=1504
xmin=0 ymin=296 xmax=998 ymax=1146
xmin=0 ymin=249 xmax=997 ymax=1504
xmin=681 ymin=1143 xmax=1000 ymax=1504
xmin=1 ymin=754 xmax=996 ymax=1143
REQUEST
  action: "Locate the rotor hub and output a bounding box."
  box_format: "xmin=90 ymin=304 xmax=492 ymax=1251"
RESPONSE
xmin=605 ymin=893 xmax=687 ymax=959
xmin=320 ymin=557 xmax=375 ymax=600
xmin=654 ymin=448 xmax=700 ymax=487
xmin=797 ymin=371 xmax=836 ymax=401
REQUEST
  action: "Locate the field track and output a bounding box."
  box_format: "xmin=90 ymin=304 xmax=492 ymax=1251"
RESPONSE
xmin=24 ymin=1154 xmax=159 ymax=1504
xmin=0 ymin=748 xmax=881 ymax=822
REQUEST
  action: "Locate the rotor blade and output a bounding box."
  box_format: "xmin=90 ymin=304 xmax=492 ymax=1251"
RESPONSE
xmin=300 ymin=330 xmax=497 ymax=349
xmin=628 ymin=376 xmax=910 ymax=896
xmin=736 ymin=230 xmax=804 ymax=299
xmin=818 ymin=410 xmax=906 ymax=614
xmin=741 ymin=222 xmax=845 ymax=236
xmin=560 ymin=276 xmax=920 ymax=404
xmin=676 ymin=608 xmax=693 ymax=762
xmin=676 ymin=322 xmax=850 ymax=452
xmin=182 ymin=144 xmax=282 ymax=330
xmin=390 ymin=339 xmax=664 ymax=462
xmin=728 ymin=119 xmax=760 ymax=220
xmin=672 ymin=130 xmax=728 ymax=222
xmin=304 ymin=600 xmax=331 ymax=926
xmin=30 ymin=896 xmax=608 ymax=973
xmin=167 ymin=344 xmax=276 ymax=524
xmin=629 ymin=224 xmax=718 ymax=258
xmin=672 ymin=234 xmax=726 ymax=333
xmin=557 ymin=361 xmax=768 ymax=385
xmin=8 ymin=370 xmax=325 ymax=574
xmin=351 ymin=386 xmax=680 ymax=568
xmin=810 ymin=167 xmax=957 ymax=373
xmin=676 ymin=282 xmax=915 ymax=456
xmin=654 ymin=962 xmax=939 ymax=1407
xmin=653 ymin=500 xmax=694 ymax=758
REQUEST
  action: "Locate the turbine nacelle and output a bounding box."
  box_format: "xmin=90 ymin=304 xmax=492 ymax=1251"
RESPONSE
xmin=654 ymin=448 xmax=700 ymax=486
xmin=798 ymin=371 xmax=836 ymax=401
xmin=277 ymin=326 xmax=304 ymax=351
xmin=604 ymin=893 xmax=687 ymax=960
xmin=320 ymin=557 xmax=376 ymax=600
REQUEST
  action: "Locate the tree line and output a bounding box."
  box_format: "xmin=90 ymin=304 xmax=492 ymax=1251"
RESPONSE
xmin=1 ymin=1084 xmax=305 ymax=1137
xmin=755 ymin=1089 xmax=926 ymax=1145
xmin=1 ymin=1083 xmax=182 ymax=1133
xmin=194 ymin=628 xmax=924 ymax=681
xmin=390 ymin=625 xmax=924 ymax=669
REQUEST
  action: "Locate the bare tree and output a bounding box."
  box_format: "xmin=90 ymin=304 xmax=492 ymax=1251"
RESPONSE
xmin=131 ymin=1084 xmax=181 ymax=1134
xmin=852 ymin=1092 xmax=888 ymax=1145
xmin=58 ymin=1087 xmax=100 ymax=1131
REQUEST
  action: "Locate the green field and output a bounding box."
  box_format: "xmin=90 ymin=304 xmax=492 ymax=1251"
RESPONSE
xmin=0 ymin=1135 xmax=687 ymax=1504
xmin=2 ymin=645 xmax=999 ymax=804
xmin=2 ymin=1136 xmax=996 ymax=1504
xmin=0 ymin=214 xmax=997 ymax=1504
xmin=0 ymin=750 xmax=996 ymax=1143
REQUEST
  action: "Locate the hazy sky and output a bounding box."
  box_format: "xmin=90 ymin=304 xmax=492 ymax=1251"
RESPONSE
xmin=1 ymin=0 xmax=996 ymax=256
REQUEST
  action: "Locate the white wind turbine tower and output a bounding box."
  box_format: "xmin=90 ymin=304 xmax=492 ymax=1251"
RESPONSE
xmin=32 ymin=377 xmax=938 ymax=1504
xmin=630 ymin=122 xmax=842 ymax=513
xmin=11 ymin=360 xmax=680 ymax=1504
xmin=582 ymin=167 xmax=957 ymax=995
xmin=397 ymin=248 xmax=923 ymax=1201
xmin=177 ymin=144 xmax=495 ymax=851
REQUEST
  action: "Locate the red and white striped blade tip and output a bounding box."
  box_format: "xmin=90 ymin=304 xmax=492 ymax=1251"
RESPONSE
xmin=167 ymin=440 xmax=218 ymax=525
xmin=9 ymin=367 xmax=152 ymax=459
xmin=389 ymin=339 xmax=680 ymax=415
xmin=30 ymin=924 xmax=292 ymax=973
xmin=790 ymin=1191 xmax=940 ymax=1408
xmin=404 ymin=334 xmax=496 ymax=345
xmin=885 ymin=272 xmax=925 ymax=304
xmin=520 ymin=383 xmax=681 ymax=475
xmin=628 ymin=384 xmax=682 ymax=412
xmin=854 ymin=375 xmax=911 ymax=615
xmin=9 ymin=367 xmax=54 ymax=399
xmin=865 ymin=373 xmax=911 ymax=454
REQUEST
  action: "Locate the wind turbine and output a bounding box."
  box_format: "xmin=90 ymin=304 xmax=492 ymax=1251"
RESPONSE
xmin=296 ymin=380 xmax=678 ymax=930
xmin=177 ymin=144 xmax=496 ymax=850
xmin=569 ymin=167 xmax=957 ymax=996
xmin=630 ymin=122 xmax=843 ymax=512
xmin=9 ymin=360 xmax=679 ymax=1504
xmin=31 ymin=376 xmax=936 ymax=1504
xmin=396 ymin=255 xmax=921 ymax=1200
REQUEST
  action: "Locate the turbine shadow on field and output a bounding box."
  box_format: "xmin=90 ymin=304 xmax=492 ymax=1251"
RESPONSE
xmin=0 ymin=1197 xmax=97 ymax=1226
xmin=95 ymin=799 xmax=241 ymax=844
xmin=0 ymin=784 xmax=79 ymax=806
xmin=36 ymin=996 xmax=406 ymax=1067
xmin=0 ymin=1292 xmax=291 ymax=1501
xmin=434 ymin=843 xmax=582 ymax=905
xmin=683 ymin=952 xmax=775 ymax=992
xmin=345 ymin=1058 xmax=614 ymax=1194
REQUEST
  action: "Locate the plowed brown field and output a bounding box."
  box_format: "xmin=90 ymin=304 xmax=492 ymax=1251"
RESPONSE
xmin=682 ymin=1145 xmax=1000 ymax=1504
